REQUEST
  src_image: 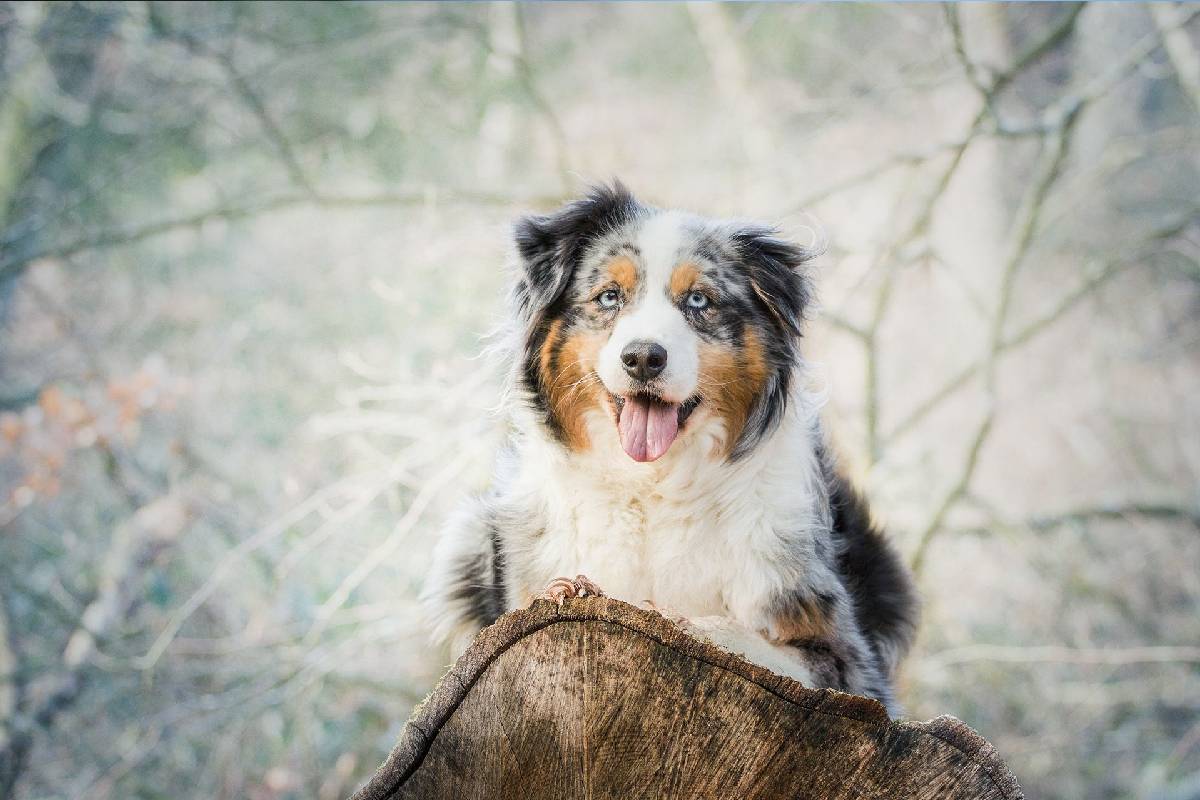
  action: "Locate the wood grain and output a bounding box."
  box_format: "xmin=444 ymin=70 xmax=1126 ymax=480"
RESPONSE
xmin=351 ymin=597 xmax=1022 ymax=800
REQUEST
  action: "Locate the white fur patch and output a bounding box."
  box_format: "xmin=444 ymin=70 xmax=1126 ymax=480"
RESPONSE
xmin=596 ymin=211 xmax=701 ymax=403
xmin=682 ymin=615 xmax=818 ymax=687
xmin=501 ymin=383 xmax=830 ymax=633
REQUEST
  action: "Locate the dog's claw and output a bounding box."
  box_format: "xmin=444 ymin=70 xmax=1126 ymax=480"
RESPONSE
xmin=538 ymin=574 xmax=605 ymax=606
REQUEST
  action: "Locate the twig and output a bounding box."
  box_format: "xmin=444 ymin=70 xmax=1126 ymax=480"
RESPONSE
xmin=1067 ymin=5 xmax=1200 ymax=114
xmin=787 ymin=142 xmax=956 ymax=213
xmin=136 ymin=471 xmax=394 ymax=672
xmin=884 ymin=11 xmax=1200 ymax=458
xmin=910 ymin=85 xmax=1083 ymax=574
xmin=953 ymin=502 xmax=1200 ymax=537
xmin=909 ymin=410 xmax=993 ymax=575
xmin=302 ymin=448 xmax=478 ymax=645
xmin=884 ymin=206 xmax=1199 ymax=449
xmin=863 ymin=113 xmax=983 ymax=461
xmin=216 ymin=50 xmax=319 ymax=198
xmin=0 ymin=188 xmax=565 ymax=282
xmin=924 ymin=643 xmax=1200 ymax=667
xmin=986 ymin=3 xmax=1086 ymax=99
xmin=0 ymin=496 xmax=189 ymax=793
xmin=146 ymin=3 xmax=319 ymax=199
xmin=510 ymin=6 xmax=573 ymax=191
xmin=943 ymin=4 xmax=992 ymax=100
xmin=0 ymin=590 xmax=26 ymax=798
xmin=818 ymin=309 xmax=871 ymax=342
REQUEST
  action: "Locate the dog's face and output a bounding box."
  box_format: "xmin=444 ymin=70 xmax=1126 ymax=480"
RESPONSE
xmin=514 ymin=184 xmax=812 ymax=463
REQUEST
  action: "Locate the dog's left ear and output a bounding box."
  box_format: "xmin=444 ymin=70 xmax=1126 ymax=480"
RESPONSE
xmin=513 ymin=181 xmax=642 ymax=320
xmin=731 ymin=227 xmax=816 ymax=338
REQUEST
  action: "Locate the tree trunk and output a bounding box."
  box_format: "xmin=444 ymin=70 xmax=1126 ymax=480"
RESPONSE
xmin=351 ymin=596 xmax=1022 ymax=800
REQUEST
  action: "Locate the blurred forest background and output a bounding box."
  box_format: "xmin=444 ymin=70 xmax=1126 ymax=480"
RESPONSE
xmin=0 ymin=2 xmax=1198 ymax=798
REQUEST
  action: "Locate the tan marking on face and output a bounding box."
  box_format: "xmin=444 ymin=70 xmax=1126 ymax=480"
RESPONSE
xmin=539 ymin=321 xmax=606 ymax=451
xmin=669 ymin=262 xmax=701 ymax=297
xmin=606 ymin=256 xmax=638 ymax=294
xmin=539 ymin=319 xmax=564 ymax=380
xmin=697 ymin=328 xmax=769 ymax=456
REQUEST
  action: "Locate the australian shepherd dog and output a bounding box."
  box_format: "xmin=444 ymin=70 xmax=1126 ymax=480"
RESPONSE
xmin=423 ymin=183 xmax=918 ymax=714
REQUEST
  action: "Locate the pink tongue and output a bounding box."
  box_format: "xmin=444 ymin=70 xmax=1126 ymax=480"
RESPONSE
xmin=617 ymin=396 xmax=680 ymax=462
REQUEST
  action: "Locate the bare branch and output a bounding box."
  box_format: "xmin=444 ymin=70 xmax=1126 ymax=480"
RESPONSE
xmin=216 ymin=50 xmax=320 ymax=198
xmin=0 ymin=188 xmax=565 ymax=282
xmin=910 ymin=83 xmax=1084 ymax=574
xmin=954 ymin=502 xmax=1200 ymax=537
xmin=884 ymin=205 xmax=1199 ymax=447
xmin=904 ymin=1 xmax=1200 ymax=565
xmin=0 ymin=496 xmax=189 ymax=795
xmin=0 ymin=590 xmax=26 ymax=798
xmin=943 ymin=4 xmax=991 ymax=99
xmin=786 ymin=142 xmax=957 ymax=213
xmin=1149 ymin=2 xmax=1200 ymax=113
xmin=883 ymin=13 xmax=1200 ymax=461
xmin=925 ymin=643 xmax=1200 ymax=667
xmin=818 ymin=309 xmax=871 ymax=342
xmin=510 ymin=6 xmax=573 ymax=191
xmin=910 ymin=409 xmax=993 ymax=575
xmin=136 ymin=471 xmax=394 ymax=671
xmin=1065 ymin=5 xmax=1200 ymax=115
xmin=863 ymin=114 xmax=983 ymax=460
xmin=146 ymin=3 xmax=319 ymax=198
xmin=990 ymin=4 xmax=1086 ymax=97
xmin=302 ymin=448 xmax=478 ymax=645
xmin=687 ymin=2 xmax=774 ymax=164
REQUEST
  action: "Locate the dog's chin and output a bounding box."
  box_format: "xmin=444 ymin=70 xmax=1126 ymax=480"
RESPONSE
xmin=607 ymin=390 xmax=701 ymax=463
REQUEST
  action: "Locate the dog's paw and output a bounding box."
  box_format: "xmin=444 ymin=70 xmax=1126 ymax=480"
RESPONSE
xmin=537 ymin=574 xmax=605 ymax=607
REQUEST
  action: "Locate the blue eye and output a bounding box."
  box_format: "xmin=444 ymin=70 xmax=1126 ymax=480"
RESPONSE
xmin=597 ymin=289 xmax=622 ymax=309
xmin=686 ymin=291 xmax=711 ymax=310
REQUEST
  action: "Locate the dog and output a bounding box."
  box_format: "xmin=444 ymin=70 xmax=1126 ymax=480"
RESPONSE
xmin=422 ymin=182 xmax=918 ymax=714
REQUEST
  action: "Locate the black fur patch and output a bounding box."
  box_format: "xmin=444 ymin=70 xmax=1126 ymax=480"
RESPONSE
xmin=822 ymin=452 xmax=920 ymax=675
xmin=448 ymin=520 xmax=508 ymax=629
xmin=726 ymin=227 xmax=816 ymax=459
xmin=513 ymin=181 xmax=643 ymax=322
xmin=730 ymin=227 xmax=815 ymax=339
xmin=786 ymin=637 xmax=849 ymax=691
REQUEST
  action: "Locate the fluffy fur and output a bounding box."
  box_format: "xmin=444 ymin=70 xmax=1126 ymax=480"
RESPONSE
xmin=422 ymin=182 xmax=919 ymax=715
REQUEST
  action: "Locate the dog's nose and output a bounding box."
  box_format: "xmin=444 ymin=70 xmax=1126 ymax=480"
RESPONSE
xmin=621 ymin=340 xmax=668 ymax=382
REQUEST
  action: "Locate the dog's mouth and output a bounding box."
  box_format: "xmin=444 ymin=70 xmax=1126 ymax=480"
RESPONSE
xmin=610 ymin=392 xmax=701 ymax=463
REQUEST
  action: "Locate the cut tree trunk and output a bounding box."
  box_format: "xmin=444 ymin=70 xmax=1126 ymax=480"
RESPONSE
xmin=351 ymin=596 xmax=1022 ymax=800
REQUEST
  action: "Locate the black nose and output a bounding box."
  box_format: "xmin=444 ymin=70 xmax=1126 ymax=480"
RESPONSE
xmin=621 ymin=340 xmax=668 ymax=382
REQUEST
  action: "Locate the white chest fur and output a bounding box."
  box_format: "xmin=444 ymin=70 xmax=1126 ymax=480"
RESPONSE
xmin=504 ymin=401 xmax=830 ymax=629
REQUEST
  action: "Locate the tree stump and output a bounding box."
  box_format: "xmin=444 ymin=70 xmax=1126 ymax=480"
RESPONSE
xmin=351 ymin=596 xmax=1022 ymax=799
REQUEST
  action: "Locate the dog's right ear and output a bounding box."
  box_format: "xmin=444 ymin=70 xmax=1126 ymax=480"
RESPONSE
xmin=513 ymin=181 xmax=641 ymax=320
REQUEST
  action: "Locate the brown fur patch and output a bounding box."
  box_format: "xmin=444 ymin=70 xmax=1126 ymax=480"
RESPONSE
xmin=767 ymin=591 xmax=837 ymax=645
xmin=669 ymin=262 xmax=701 ymax=296
xmin=606 ymin=256 xmax=638 ymax=294
xmin=697 ymin=328 xmax=768 ymax=455
xmin=539 ymin=321 xmax=605 ymax=451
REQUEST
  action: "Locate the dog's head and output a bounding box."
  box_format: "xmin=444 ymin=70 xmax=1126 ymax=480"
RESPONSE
xmin=513 ymin=182 xmax=814 ymax=463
